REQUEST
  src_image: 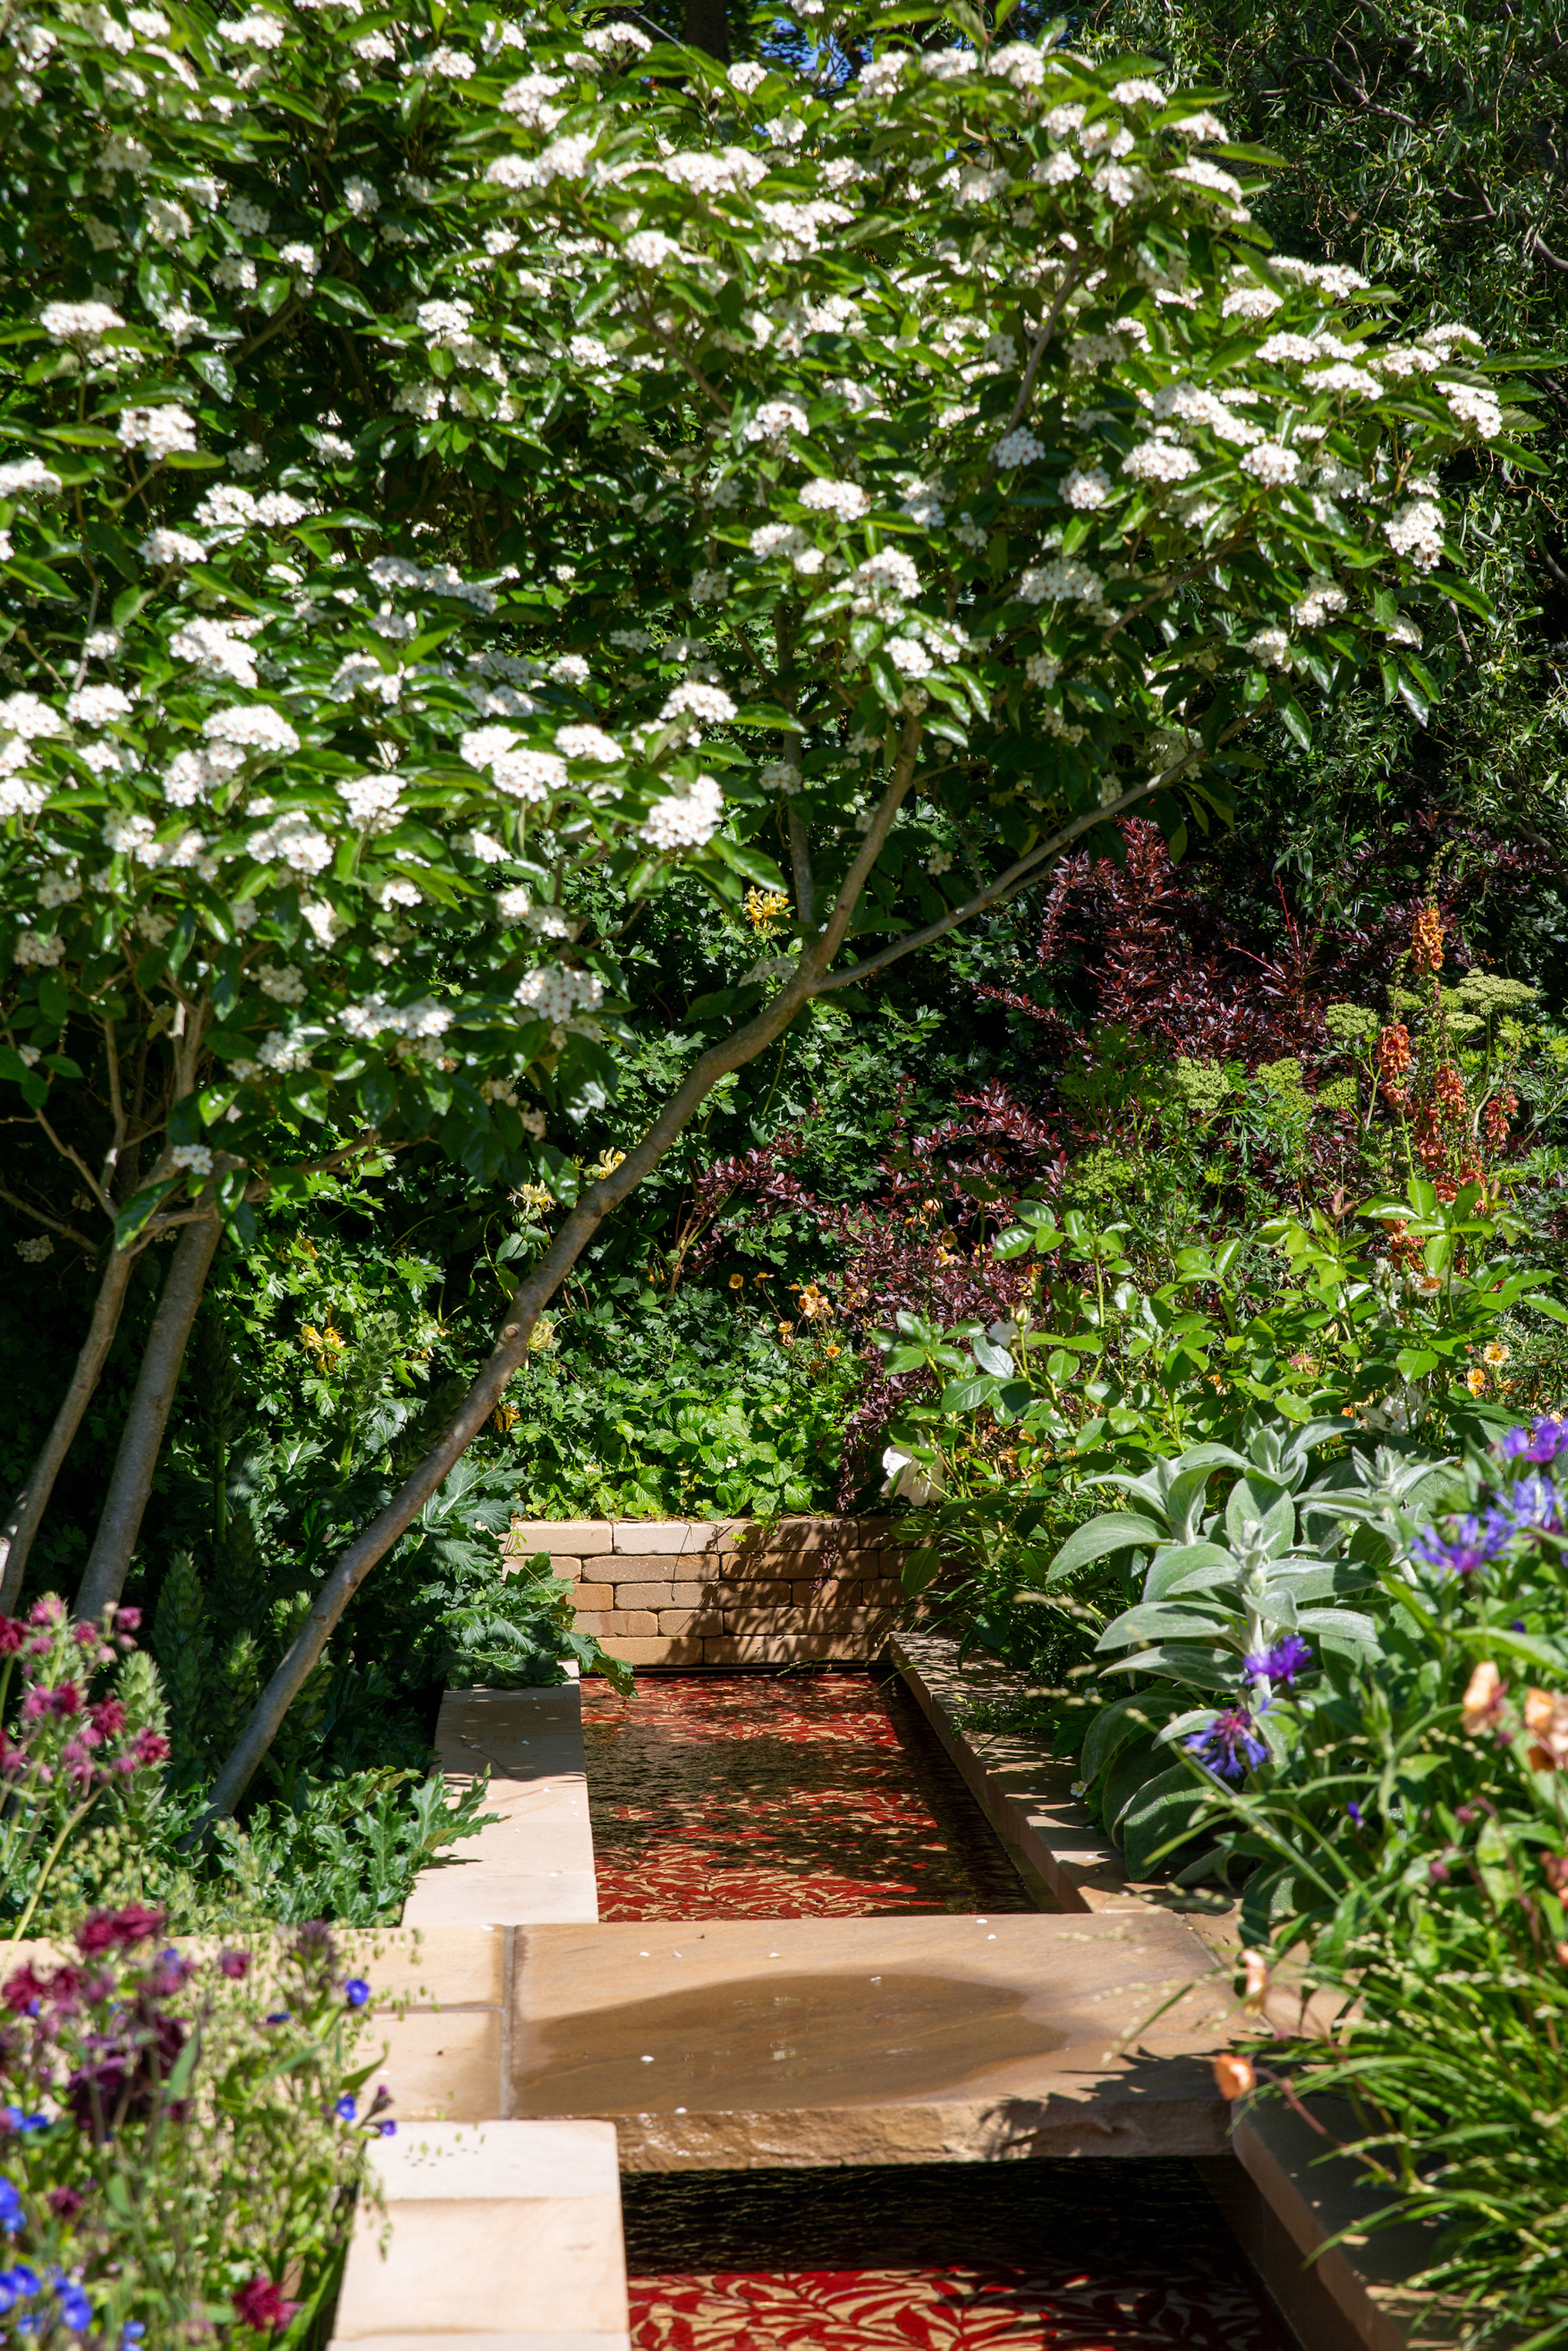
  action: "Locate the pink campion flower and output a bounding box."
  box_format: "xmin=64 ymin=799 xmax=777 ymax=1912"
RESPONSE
xmin=131 ymin=1729 xmax=170 ymax=1767
xmin=113 ymin=1606 xmax=141 ymax=1631
xmin=234 ymin=2278 xmax=300 ymax=2333
xmin=22 ymin=1681 xmax=83 ymax=1718
xmin=60 ymin=1739 xmax=94 ymax=1787
xmin=3 ymin=1964 xmax=48 ymax=2015
xmin=73 ymin=1624 xmax=97 ymax=1649
xmin=218 ymin=1950 xmax=251 ymax=1979
xmin=29 ymin=1596 xmax=62 ymax=1625
xmin=0 ymin=1616 xmax=24 ymax=1653
xmin=89 ymin=1699 xmax=126 ymax=1737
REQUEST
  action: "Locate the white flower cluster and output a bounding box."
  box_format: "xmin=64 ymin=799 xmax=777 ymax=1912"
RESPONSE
xmin=39 ymin=299 xmax=124 ymax=343
xmin=66 ymin=683 xmax=133 ymax=727
xmin=851 ymin=548 xmax=919 ymax=610
xmin=993 ymin=428 xmax=1044 ymax=469
xmin=169 ymin=1142 xmax=214 ymax=1175
xmin=1018 ymin=558 xmax=1102 ymax=606
xmin=514 ymin=964 xmax=605 ymax=1020
xmin=193 ymin=483 xmax=309 ymax=532
xmin=0 ymin=457 xmax=63 ymax=498
xmin=1121 ymin=439 xmax=1200 ymax=484
xmin=1247 ymin=627 xmax=1293 ymax=669
xmin=341 ymin=993 xmax=454 ymax=1041
xmin=169 ymin=616 xmax=259 ymax=690
xmin=1221 ymin=284 xmax=1283 ymax=323
xmin=248 ymin=813 xmax=332 ymax=874
xmin=744 ymin=400 xmax=809 ymax=444
xmin=204 ymin=703 xmax=299 ymax=756
xmin=486 ymin=133 xmax=596 ymax=191
xmin=659 ymin=683 xmax=737 ymax=727
xmin=1293 ymin=576 xmax=1347 ymax=629
xmin=15 ymin=1235 xmax=54 ymax=1262
xmin=13 ymin=930 xmax=66 ymax=969
xmin=1443 ymin=381 xmax=1503 ymax=439
xmin=640 ymin=773 xmax=723 ymax=852
xmin=161 ymin=742 xmax=246 ymax=806
xmin=1061 ymin=464 xmax=1111 ymax=510
xmin=1240 ymin=441 xmax=1301 ymax=487
xmin=797 ymin=477 xmax=869 ymax=522
xmin=339 ymin=774 xmax=406 ymax=829
xmin=1384 ymin=498 xmax=1445 ymax=569
xmin=141 ymin=527 xmax=206 ymax=567
xmin=555 ymin=723 xmax=621 ymax=762
xmin=664 ymin=145 xmax=768 ymax=194
xmin=461 ymin=725 xmax=568 ymax=804
xmin=366 ymin=553 xmax=499 ymax=613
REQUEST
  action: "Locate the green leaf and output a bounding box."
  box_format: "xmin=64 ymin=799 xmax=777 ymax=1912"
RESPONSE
xmin=1276 ymin=695 xmax=1313 ymax=750
xmin=115 ymin=1182 xmax=172 ymax=1251
xmin=1046 ymin=1511 xmax=1166 ymax=1580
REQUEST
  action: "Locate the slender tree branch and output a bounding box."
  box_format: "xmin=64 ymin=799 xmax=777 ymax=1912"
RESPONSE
xmin=194 ymin=717 xmax=929 ymax=1821
xmin=0 ymin=1186 xmax=99 ymax=1253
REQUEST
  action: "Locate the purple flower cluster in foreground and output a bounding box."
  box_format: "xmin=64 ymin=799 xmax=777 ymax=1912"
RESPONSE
xmin=1186 ymin=1703 xmax=1270 ymax=1783
xmin=1411 ymin=1418 xmax=1568 ymax=1577
xmin=1244 ymin=1634 xmax=1314 ymax=1690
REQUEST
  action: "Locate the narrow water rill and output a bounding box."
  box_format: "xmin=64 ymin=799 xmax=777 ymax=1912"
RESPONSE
xmin=579 ymin=1669 xmax=1297 ymax=2351
xmin=622 ymin=2165 xmax=1294 ymax=2351
xmin=579 ymin=1667 xmax=1034 ymax=1918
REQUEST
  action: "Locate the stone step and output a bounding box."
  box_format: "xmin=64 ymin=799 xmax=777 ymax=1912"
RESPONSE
xmin=507 ymin=1912 xmax=1232 ymax=2168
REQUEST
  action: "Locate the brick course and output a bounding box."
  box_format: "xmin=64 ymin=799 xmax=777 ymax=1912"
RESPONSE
xmin=503 ymin=1515 xmax=911 ymax=1667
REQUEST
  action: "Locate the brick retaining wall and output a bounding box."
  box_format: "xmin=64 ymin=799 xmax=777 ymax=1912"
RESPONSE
xmin=503 ymin=1516 xmax=912 ymax=1667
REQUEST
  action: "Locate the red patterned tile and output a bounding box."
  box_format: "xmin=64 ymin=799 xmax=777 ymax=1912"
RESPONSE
xmin=580 ymin=1672 xmax=1032 ymax=1921
xmin=629 ymin=2264 xmax=1291 ymax=2351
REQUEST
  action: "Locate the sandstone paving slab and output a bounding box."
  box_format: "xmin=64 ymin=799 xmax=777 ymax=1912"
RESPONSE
xmin=330 ymin=2120 xmax=629 ymax=2349
xmin=404 ymin=1686 xmax=598 ymax=1930
xmin=507 ymin=1914 xmax=1232 ymax=2167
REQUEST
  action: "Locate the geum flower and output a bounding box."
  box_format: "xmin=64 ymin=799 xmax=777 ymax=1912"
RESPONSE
xmin=1185 ymin=1702 xmax=1269 ymax=1782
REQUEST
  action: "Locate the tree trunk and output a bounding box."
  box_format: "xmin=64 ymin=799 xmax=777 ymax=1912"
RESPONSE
xmin=199 ymin=722 xmax=932 ymax=1821
xmin=0 ymin=1242 xmax=136 ymax=1615
xmin=683 ymin=0 xmax=730 ymax=61
xmin=73 ymin=1214 xmax=222 ymax=1622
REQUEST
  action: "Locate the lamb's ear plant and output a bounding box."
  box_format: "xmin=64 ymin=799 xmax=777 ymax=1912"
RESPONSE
xmin=1030 ymin=1417 xmax=1461 ymax=1878
xmin=1186 ymin=1414 xmax=1568 ymax=2349
xmin=0 ymin=0 xmax=1517 ymax=1803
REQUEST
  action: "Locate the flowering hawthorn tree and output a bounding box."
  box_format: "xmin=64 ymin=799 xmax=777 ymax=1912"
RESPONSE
xmin=0 ymin=0 xmax=1518 ymax=1799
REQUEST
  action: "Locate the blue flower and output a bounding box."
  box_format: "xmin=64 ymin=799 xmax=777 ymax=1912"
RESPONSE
xmin=1346 ymin=1800 xmax=1364 ymax=1826
xmin=1185 ymin=1703 xmax=1269 ymax=1783
xmin=263 ymin=2012 xmax=291 ymax=2026
xmin=344 ymin=1978 xmax=371 ymax=2009
xmin=120 ymin=2325 xmax=147 ymax=2348
xmin=53 ymin=2276 xmax=92 ymax=2335
xmin=0 ymin=2180 xmax=22 ymax=2233
xmin=1413 ymin=1513 xmax=1511 ymax=1577
xmin=1499 ymin=1416 xmax=1568 ymax=1466
xmin=334 ymin=2095 xmax=358 ymax=2122
xmin=1496 ymin=1476 xmax=1563 ymax=1536
xmin=0 ymin=2264 xmax=40 ymax=2317
xmin=1243 ymin=1634 xmax=1314 ymax=1690
xmin=379 ymin=2120 xmax=396 ymax=2138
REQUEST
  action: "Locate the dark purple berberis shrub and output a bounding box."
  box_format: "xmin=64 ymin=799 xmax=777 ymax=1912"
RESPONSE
xmin=0 ymin=1910 xmax=393 ymax=2346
